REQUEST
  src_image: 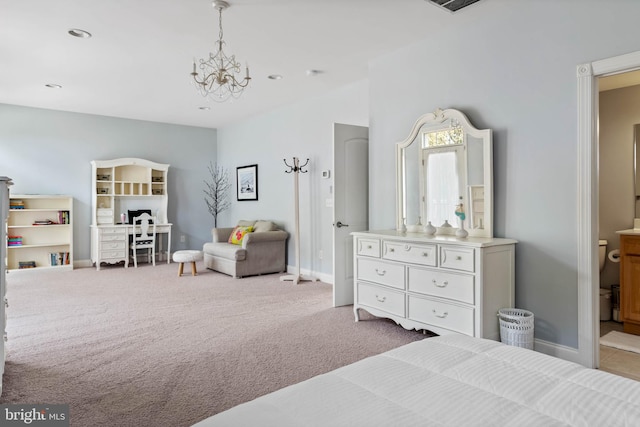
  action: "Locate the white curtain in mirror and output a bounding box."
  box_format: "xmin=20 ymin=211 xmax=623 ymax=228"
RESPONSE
xmin=424 ymin=147 xmax=464 ymax=227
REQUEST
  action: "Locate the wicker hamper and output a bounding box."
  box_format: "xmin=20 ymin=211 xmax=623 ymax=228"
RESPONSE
xmin=498 ymin=308 xmax=534 ymax=350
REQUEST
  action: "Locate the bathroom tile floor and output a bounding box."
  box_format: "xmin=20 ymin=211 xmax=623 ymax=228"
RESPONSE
xmin=599 ymin=320 xmax=640 ymax=381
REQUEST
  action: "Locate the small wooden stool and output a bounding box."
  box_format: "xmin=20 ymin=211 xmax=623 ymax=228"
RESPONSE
xmin=172 ymin=250 xmax=204 ymax=276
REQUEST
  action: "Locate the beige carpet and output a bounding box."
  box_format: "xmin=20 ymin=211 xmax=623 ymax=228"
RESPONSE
xmin=600 ymin=331 xmax=640 ymax=354
xmin=0 ymin=262 xmax=430 ymax=427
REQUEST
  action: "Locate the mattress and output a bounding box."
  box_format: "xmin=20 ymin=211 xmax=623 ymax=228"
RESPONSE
xmin=193 ymin=334 xmax=640 ymax=426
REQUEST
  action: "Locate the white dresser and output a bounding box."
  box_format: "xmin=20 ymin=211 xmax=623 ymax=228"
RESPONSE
xmin=353 ymin=230 xmax=516 ymax=340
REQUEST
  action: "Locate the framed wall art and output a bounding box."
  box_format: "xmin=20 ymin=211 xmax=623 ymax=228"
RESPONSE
xmin=236 ymin=164 xmax=258 ymax=201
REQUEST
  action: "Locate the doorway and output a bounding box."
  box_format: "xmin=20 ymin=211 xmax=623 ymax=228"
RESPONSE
xmin=577 ymin=50 xmax=640 ymax=368
xmin=332 ymin=123 xmax=368 ymax=307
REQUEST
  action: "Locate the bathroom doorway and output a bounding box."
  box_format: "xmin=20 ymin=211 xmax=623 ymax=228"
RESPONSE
xmin=597 ymin=69 xmax=640 ymax=376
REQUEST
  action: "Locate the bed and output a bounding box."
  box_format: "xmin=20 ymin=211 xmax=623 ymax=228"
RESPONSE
xmin=193 ymin=334 xmax=640 ymax=426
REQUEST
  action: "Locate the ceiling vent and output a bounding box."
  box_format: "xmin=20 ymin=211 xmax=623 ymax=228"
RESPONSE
xmin=426 ymin=0 xmax=481 ymax=13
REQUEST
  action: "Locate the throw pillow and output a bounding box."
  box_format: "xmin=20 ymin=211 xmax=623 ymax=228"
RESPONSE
xmin=253 ymin=220 xmax=275 ymax=233
xmin=228 ymin=226 xmax=254 ymax=245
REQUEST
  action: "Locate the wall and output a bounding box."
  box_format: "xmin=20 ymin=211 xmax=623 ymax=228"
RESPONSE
xmin=599 ymin=84 xmax=640 ymax=288
xmin=368 ymin=1 xmax=640 ymax=348
xmin=216 ymin=80 xmax=368 ymax=279
xmin=0 ymin=104 xmax=217 ymax=261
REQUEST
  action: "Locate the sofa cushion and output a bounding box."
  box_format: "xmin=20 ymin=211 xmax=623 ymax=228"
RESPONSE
xmin=237 ymin=220 xmax=256 ymax=227
xmin=253 ymin=220 xmax=276 ymax=233
xmin=203 ymin=242 xmax=247 ymax=261
xmin=228 ymin=226 xmax=253 ymax=244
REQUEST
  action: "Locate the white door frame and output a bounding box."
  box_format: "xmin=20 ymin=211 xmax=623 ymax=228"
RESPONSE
xmin=577 ymin=50 xmax=640 ymax=368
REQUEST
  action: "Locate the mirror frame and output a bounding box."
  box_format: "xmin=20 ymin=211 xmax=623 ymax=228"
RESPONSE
xmin=395 ymin=108 xmax=494 ymax=238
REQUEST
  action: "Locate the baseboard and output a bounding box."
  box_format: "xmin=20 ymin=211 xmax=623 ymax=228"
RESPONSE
xmin=533 ymin=338 xmax=581 ymax=364
xmin=75 ymin=259 xmax=94 ymax=268
xmin=284 ymin=265 xmax=333 ymax=285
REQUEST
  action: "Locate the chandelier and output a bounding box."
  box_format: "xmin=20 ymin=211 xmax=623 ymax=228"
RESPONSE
xmin=191 ymin=0 xmax=251 ymax=102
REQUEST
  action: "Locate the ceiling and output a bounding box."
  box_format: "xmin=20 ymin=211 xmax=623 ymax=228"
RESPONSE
xmin=0 ymin=0 xmax=485 ymax=129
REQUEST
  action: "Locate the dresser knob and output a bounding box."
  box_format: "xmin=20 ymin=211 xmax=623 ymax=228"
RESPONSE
xmin=432 ymin=280 xmax=448 ymax=288
xmin=375 ymin=295 xmax=386 ymax=303
xmin=389 ymin=248 xmax=395 ymax=252
xmin=432 ymin=309 xmax=448 ymax=318
xmin=422 ymin=252 xmax=429 ymax=257
xmin=375 ymin=269 xmax=387 ymax=276
xmin=367 ymin=245 xmax=372 ymax=249
xmin=456 ymin=256 xmax=462 ymax=261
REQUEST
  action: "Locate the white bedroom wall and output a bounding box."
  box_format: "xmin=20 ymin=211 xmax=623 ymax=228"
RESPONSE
xmin=0 ymin=104 xmax=217 ymax=261
xmin=368 ymin=0 xmax=640 ymax=348
xmin=215 ymin=80 xmax=368 ymax=279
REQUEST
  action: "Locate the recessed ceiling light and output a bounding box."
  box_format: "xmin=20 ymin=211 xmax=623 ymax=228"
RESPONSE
xmin=268 ymin=74 xmax=283 ymax=80
xmin=68 ymin=28 xmax=92 ymax=38
xmin=305 ymin=69 xmax=323 ymax=77
xmin=199 ymin=106 xmax=211 ymax=111
xmin=45 ymin=84 xmax=62 ymax=89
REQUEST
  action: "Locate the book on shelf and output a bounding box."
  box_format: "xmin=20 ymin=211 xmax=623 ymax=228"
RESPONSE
xmin=10 ymin=200 xmax=24 ymax=209
xmin=18 ymin=260 xmax=36 ymax=269
xmin=7 ymin=236 xmax=23 ymax=246
xmin=58 ymin=210 xmax=70 ymax=224
xmin=33 ymin=219 xmax=54 ymax=225
xmin=49 ymin=252 xmax=70 ymax=266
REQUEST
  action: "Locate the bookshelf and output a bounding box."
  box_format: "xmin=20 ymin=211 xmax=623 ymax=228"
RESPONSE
xmin=7 ymin=195 xmax=73 ymax=272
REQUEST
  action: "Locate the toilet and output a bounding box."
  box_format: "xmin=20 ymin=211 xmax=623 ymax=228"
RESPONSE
xmin=599 ymin=239 xmax=611 ymax=321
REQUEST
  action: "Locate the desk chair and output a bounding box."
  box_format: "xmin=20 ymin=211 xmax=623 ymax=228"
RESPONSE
xmin=131 ymin=213 xmax=156 ymax=267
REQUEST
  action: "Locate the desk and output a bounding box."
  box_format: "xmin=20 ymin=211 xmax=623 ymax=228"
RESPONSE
xmin=91 ymin=223 xmax=172 ymax=270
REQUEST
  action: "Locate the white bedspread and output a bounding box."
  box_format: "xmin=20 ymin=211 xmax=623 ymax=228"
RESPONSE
xmin=193 ymin=334 xmax=640 ymax=426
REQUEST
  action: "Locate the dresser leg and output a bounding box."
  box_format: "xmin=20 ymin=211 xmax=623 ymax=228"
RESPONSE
xmin=354 ymin=307 xmax=360 ymax=322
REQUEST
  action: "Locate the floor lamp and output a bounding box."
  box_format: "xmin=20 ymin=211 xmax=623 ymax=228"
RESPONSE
xmin=280 ymin=157 xmax=318 ymax=285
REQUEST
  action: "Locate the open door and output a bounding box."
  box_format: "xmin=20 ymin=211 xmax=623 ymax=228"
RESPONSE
xmin=333 ymin=123 xmax=368 ymax=307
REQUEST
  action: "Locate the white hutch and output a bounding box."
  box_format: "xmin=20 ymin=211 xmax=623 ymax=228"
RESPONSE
xmin=90 ymin=158 xmax=171 ymax=270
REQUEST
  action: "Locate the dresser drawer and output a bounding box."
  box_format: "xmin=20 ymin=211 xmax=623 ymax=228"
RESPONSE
xmin=101 ymin=233 xmax=126 ymax=242
xmin=357 ymin=258 xmax=405 ymax=289
xmin=97 ymin=216 xmax=113 ymax=225
xmin=357 ymin=282 xmax=405 ymax=317
xmin=97 ymin=208 xmax=113 ymax=217
xmin=439 ymin=246 xmax=475 ymax=272
xmin=408 ymin=295 xmax=474 ymax=335
xmin=382 ymin=241 xmax=436 ymax=267
xmin=357 ymin=238 xmax=380 ymax=258
xmin=101 ymin=241 xmax=125 ymax=251
xmin=407 ymin=267 xmax=475 ymax=304
xmin=100 ymin=227 xmax=126 ymax=236
xmin=100 ymin=250 xmax=126 ymax=260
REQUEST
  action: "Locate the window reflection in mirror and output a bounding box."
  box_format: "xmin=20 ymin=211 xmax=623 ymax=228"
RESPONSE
xmin=421 ymin=127 xmax=466 ymax=228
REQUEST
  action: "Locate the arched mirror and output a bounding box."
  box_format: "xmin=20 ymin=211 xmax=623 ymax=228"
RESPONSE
xmin=396 ymin=108 xmax=493 ymax=238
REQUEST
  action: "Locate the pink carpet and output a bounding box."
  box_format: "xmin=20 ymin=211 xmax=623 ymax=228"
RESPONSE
xmin=0 ymin=262 xmax=430 ymax=426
